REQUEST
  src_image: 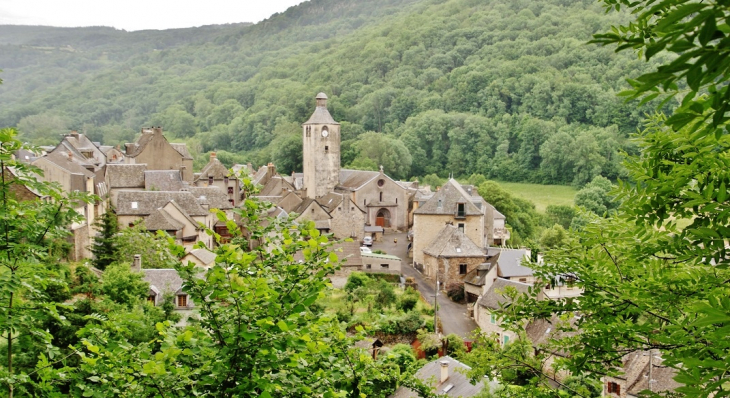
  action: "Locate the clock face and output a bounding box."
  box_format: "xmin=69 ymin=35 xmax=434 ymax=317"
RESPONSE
xmin=321 ymin=129 xmax=329 ymax=137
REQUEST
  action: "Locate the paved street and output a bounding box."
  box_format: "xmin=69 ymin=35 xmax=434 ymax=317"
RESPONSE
xmin=373 ymin=231 xmax=478 ymax=340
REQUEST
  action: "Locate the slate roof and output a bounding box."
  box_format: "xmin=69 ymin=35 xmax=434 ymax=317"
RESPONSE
xmin=170 ymin=143 xmax=193 ymax=160
xmin=259 ymin=176 xmax=295 ymax=197
xmin=125 ymin=131 xmax=155 ymax=157
xmin=331 ymin=240 xmax=362 ymax=268
xmin=477 ymin=278 xmax=531 ymax=310
xmin=144 ymin=170 xmax=184 ymax=191
xmin=338 ymin=169 xmax=380 ymax=190
xmin=185 ymin=248 xmax=217 ymax=266
xmin=303 ymin=95 xmax=339 ymax=125
xmin=142 ymin=269 xmax=185 ymax=295
xmin=41 ymin=152 xmax=95 ymax=178
xmin=389 ymin=356 xmax=484 ymax=398
xmin=196 ymin=156 xmax=230 ymax=181
xmin=145 ymin=208 xmax=184 ymax=231
xmin=624 ymin=354 xmax=680 ymax=396
xmin=495 ymin=249 xmax=533 ymax=278
xmin=106 ymin=164 xmax=147 ymax=188
xmin=319 ymin=192 xmax=344 ymax=211
xmin=423 ymin=225 xmax=485 ymax=258
xmin=414 ymin=179 xmax=483 ymax=216
xmin=116 ymin=191 xmax=208 ymax=216
xmin=187 ymin=187 xmax=232 ymax=210
xmin=362 ymin=252 xmax=401 ymax=261
xmin=463 ymin=262 xmax=495 ymax=287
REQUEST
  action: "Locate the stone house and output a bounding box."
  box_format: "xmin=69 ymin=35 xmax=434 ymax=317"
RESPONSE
xmin=142 ymin=268 xmax=193 ymax=310
xmin=115 ymin=190 xmax=215 ymax=249
xmin=124 ymin=127 xmax=194 ymax=182
xmin=49 ymin=131 xmax=107 ymax=171
xmin=463 ymin=261 xmax=498 ymax=303
xmin=32 ymin=152 xmax=97 ymax=260
xmin=105 ymin=164 xmax=148 ymax=206
xmin=361 ymin=252 xmax=401 ymax=274
xmin=494 ymin=248 xmax=535 ymax=284
xmin=280 ymin=197 xmax=333 ymax=233
xmin=603 ymin=351 xmax=680 ymax=397
xmin=412 ymin=179 xmax=485 ymax=267
xmin=422 ymin=225 xmax=486 ymax=286
xmin=474 ymin=278 xmax=533 ymax=346
xmin=319 ymin=192 xmax=366 ymax=241
xmin=389 ymin=356 xmax=485 ymax=398
xmin=181 ymin=248 xmax=217 ymax=268
xmin=144 ymin=170 xmax=184 ymax=192
xmin=193 ymin=152 xmax=240 ymax=207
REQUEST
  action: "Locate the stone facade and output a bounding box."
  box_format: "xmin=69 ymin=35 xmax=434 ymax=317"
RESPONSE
xmin=424 ymin=255 xmax=485 ymax=287
xmin=413 ymin=214 xmax=484 ymax=266
xmin=326 ymin=196 xmax=366 ymax=241
xmin=338 ymin=169 xmax=412 ymax=231
xmin=302 ymin=93 xmax=340 ymax=199
xmin=125 ymin=127 xmax=194 ymax=182
xmin=361 ymin=253 xmax=402 ymax=274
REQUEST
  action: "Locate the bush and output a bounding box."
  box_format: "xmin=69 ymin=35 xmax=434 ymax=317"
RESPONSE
xmin=385 ymin=344 xmax=417 ymax=373
xmin=398 ymin=287 xmax=420 ymax=312
xmin=374 ymin=280 xmax=397 ymax=310
xmin=378 ymin=311 xmax=423 ymax=335
xmin=446 ymin=282 xmax=465 ymax=303
xmin=444 ymin=333 xmax=466 ymax=359
xmin=344 ymin=272 xmax=370 ymax=292
xmin=335 ymin=308 xmax=352 ymax=324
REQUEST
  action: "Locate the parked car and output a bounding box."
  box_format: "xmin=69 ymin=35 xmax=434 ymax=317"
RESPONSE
xmin=363 ymin=236 xmax=373 ymax=246
xmin=360 ymin=246 xmax=372 ymax=254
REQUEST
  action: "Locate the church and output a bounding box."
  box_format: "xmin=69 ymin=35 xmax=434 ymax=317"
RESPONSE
xmin=300 ymin=92 xmax=416 ymax=233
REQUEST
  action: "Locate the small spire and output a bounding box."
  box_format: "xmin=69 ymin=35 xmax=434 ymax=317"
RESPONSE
xmin=316 ymin=92 xmax=328 ymax=108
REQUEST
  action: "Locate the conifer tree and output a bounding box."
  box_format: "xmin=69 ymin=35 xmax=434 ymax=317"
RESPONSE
xmin=90 ymin=208 xmax=118 ymax=270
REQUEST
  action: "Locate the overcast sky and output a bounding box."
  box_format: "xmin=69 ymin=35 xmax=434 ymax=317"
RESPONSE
xmin=0 ymin=0 xmax=307 ymax=31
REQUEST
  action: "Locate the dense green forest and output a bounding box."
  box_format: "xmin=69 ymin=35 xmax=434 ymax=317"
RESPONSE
xmin=0 ymin=0 xmax=670 ymax=185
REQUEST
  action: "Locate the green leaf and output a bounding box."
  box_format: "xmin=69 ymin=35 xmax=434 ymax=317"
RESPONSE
xmin=277 ymin=320 xmax=289 ymax=331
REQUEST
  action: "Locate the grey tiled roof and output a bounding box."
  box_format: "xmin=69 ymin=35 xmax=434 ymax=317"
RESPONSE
xmin=477 ymin=278 xmax=531 ymax=310
xmin=463 ymin=263 xmax=494 ymax=287
xmin=41 ymin=152 xmax=95 ymax=178
xmin=142 ymin=269 xmax=185 ymax=295
xmin=116 ymin=190 xmax=208 ymax=216
xmin=145 ymin=208 xmax=184 ymax=231
xmin=187 ymin=187 xmax=232 ymax=210
xmin=185 ymin=248 xmax=217 ymax=266
xmin=337 ymin=169 xmax=380 ymax=190
xmin=144 ymin=170 xmax=184 ymax=191
xmin=331 ymin=241 xmax=362 ymax=268
xmin=495 ymin=249 xmax=533 ymax=278
xmin=389 ymin=356 xmax=484 ymax=398
xmin=319 ymin=192 xmax=344 ymax=211
xmin=423 ymin=225 xmax=485 ymax=258
xmin=169 ymin=143 xmax=193 ymax=160
xmin=414 ymin=179 xmax=483 ymax=215
xmin=196 ymin=156 xmax=230 ymax=181
xmin=259 ymin=176 xmax=295 ymax=196
xmin=303 ymin=106 xmax=339 ymax=125
xmin=106 ymin=164 xmax=147 ymax=188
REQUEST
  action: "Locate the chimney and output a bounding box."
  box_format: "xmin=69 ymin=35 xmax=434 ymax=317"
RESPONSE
xmin=268 ymin=162 xmax=276 ymax=176
xmin=131 ymin=254 xmax=142 ymax=272
xmin=67 ymin=151 xmax=73 ymax=161
xmin=210 ymin=151 xmax=217 ymax=160
xmin=70 ymin=130 xmax=79 ymax=137
xmin=440 ymin=361 xmax=449 ymax=383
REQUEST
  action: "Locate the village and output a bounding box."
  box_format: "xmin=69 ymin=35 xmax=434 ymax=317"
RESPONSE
xmin=6 ymin=92 xmax=676 ymax=397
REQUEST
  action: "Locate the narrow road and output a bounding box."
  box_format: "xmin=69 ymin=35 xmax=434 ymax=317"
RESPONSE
xmin=374 ymin=232 xmax=478 ymax=340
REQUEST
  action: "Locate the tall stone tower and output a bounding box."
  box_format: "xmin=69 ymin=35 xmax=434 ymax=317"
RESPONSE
xmin=303 ymin=92 xmax=341 ymax=199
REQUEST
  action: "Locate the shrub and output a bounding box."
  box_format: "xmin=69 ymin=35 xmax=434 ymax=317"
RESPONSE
xmin=444 ymin=333 xmax=466 ymax=359
xmin=385 ymin=344 xmax=417 ymax=373
xmin=374 ymin=280 xmax=397 ymax=310
xmin=446 ymin=282 xmax=465 ymax=303
xmin=335 ymin=308 xmax=352 ymax=324
xmin=398 ymin=287 xmax=420 ymax=312
xmin=344 ymin=272 xmax=370 ymax=292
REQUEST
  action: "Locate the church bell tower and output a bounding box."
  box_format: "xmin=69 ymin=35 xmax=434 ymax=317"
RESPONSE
xmin=302 ymin=92 xmax=341 ymax=199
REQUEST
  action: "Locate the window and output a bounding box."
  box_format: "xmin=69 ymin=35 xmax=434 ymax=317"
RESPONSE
xmin=490 ymin=313 xmax=496 ymax=324
xmin=457 ymin=203 xmax=466 ymax=217
xmin=459 ymin=264 xmax=467 ymax=274
xmin=503 ymin=335 xmax=510 ymax=345
xmin=228 ymin=199 xmax=234 ymax=206
xmin=437 ymin=199 xmax=442 ymax=208
xmin=177 ymin=294 xmax=188 ymax=307
xmin=224 ymin=177 xmax=229 ymax=185
xmin=519 ymin=278 xmax=527 ymax=283
xmin=607 ymin=382 xmax=621 ymax=395
xmin=208 ymin=176 xmax=213 ymax=185
xmin=377 ymin=179 xmax=385 ymax=187
xmin=366 ymin=264 xmax=372 ymax=269
xmin=131 ymin=201 xmax=138 ymax=209
xmin=458 ymin=223 xmax=465 ymax=233
xmin=380 ymin=192 xmax=383 ymax=202
xmin=325 ymin=146 xmax=329 ymax=151
xmin=381 ymin=264 xmax=389 ymax=269
xmin=228 ymin=186 xmax=234 ymax=195
xmin=147 ymin=296 xmax=156 ymax=305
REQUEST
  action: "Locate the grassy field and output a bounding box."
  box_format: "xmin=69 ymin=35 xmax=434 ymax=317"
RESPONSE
xmin=497 ymin=182 xmax=578 ymax=213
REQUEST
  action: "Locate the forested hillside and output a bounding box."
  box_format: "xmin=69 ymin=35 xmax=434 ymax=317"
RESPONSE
xmin=0 ymin=0 xmax=668 ymax=185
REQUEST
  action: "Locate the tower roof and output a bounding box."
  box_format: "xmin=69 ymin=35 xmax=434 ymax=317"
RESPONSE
xmin=316 ymin=92 xmax=328 ymax=100
xmin=304 ymin=92 xmax=339 ymax=125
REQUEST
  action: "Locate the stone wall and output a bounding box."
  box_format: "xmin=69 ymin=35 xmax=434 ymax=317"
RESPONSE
xmin=412 ymin=213 xmax=483 ymax=265
xmin=423 ymin=254 xmax=485 ymax=286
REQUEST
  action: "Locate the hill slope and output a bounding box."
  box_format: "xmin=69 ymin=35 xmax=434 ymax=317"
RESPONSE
xmin=0 ymin=0 xmax=665 ymax=185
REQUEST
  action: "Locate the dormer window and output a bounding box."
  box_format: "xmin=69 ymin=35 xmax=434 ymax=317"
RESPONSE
xmin=457 ymin=203 xmax=466 ymax=218
xmin=208 ymin=176 xmax=214 ymax=185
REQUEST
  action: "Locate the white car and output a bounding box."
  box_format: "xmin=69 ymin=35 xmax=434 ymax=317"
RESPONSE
xmin=362 ymin=236 xmax=373 ymax=246
xmin=360 ymin=246 xmax=372 ymax=254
